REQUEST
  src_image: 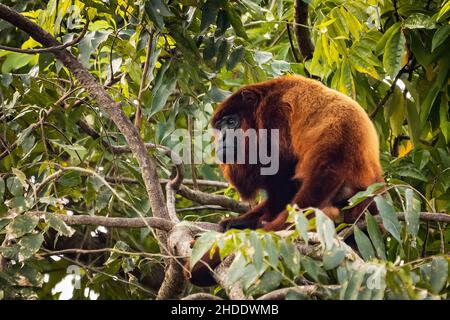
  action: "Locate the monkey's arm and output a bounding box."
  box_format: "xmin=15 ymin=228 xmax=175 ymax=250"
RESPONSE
xmin=219 ymin=200 xmax=271 ymax=231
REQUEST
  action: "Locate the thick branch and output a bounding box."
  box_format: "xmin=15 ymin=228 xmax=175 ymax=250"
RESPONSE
xmin=178 ymin=184 xmax=250 ymax=213
xmin=28 ymin=211 xmax=174 ymax=232
xmin=294 ymin=0 xmax=314 ymax=61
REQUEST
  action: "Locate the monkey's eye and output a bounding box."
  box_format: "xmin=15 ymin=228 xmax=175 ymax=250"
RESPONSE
xmin=227 ymin=118 xmax=236 ymax=126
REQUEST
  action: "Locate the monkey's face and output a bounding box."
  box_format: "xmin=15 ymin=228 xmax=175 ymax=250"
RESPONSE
xmin=212 ymin=113 xmax=241 ymax=163
xmin=212 ymin=89 xmax=261 ymax=164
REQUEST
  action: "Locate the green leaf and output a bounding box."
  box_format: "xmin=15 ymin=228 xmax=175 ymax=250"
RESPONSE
xmin=0 ymin=178 xmax=5 ymax=200
xmin=225 ymin=7 xmax=248 ymax=39
xmin=145 ymin=0 xmax=173 ymax=30
xmin=46 ymin=213 xmax=75 ymax=237
xmin=405 ymin=100 xmax=421 ymax=147
xmin=280 ymin=241 xmax=300 ymax=275
xmin=384 ymin=87 xmax=406 ymax=137
xmin=7 ymin=215 xmax=39 ymax=238
xmin=316 ymin=210 xmax=336 ymax=251
xmin=302 ymin=255 xmax=329 ymax=283
xmin=149 ymin=77 xmax=177 ymax=116
xmin=430 ymin=256 xmax=448 ymax=294
xmin=437 ymin=0 xmax=450 ymax=22
xmin=354 ymin=226 xmax=375 ymax=261
xmin=348 ymin=53 xmax=379 ymax=79
xmin=263 ymin=234 xmax=279 ymax=267
xmin=395 ymin=167 xmax=428 ymax=182
xmin=432 ymin=25 xmax=450 ymax=51
xmin=1 ymin=53 xmax=36 ymax=73
xmin=374 ymin=196 xmax=402 ymax=242
xmin=365 ymin=212 xmax=387 ymax=260
xmin=18 ymin=233 xmax=44 ymax=262
xmin=440 ymin=94 xmax=449 ymax=143
xmin=338 ymin=59 xmax=355 ymax=98
xmin=5 ymin=196 xmax=33 ymax=214
xmin=323 ymin=248 xmax=345 ymax=270
xmin=383 ymin=29 xmax=406 ymax=78
xmin=376 ymin=23 xmax=400 ymax=55
xmin=190 ymin=231 xmax=220 ymax=268
xmin=249 ymin=232 xmax=264 ymax=273
xmin=403 ymin=13 xmax=436 ymax=30
xmin=51 ymin=141 xmax=88 ymax=164
xmin=343 ymin=268 xmax=365 ymax=300
xmin=7 ymin=176 xmax=23 ymax=197
xmin=420 ymin=58 xmax=450 ymax=123
xmin=215 ymin=38 xmax=230 ymax=70
xmin=240 ymin=264 xmax=261 ymax=290
xmin=295 ymin=210 xmax=309 ymax=243
xmin=200 ymin=0 xmax=220 ymax=32
xmin=254 ymin=50 xmax=272 ymax=66
xmin=225 ymin=252 xmax=247 ymax=286
xmin=226 ymin=45 xmax=245 ymax=70
xmin=346 ymin=183 xmax=385 ymax=209
xmin=78 ymin=30 xmax=111 ymax=67
xmin=203 ymin=37 xmax=217 ymax=61
xmin=404 ymin=189 xmax=420 ymax=237
xmin=250 ymin=271 xmax=283 ymax=296
xmin=58 ymin=171 xmax=82 ymax=188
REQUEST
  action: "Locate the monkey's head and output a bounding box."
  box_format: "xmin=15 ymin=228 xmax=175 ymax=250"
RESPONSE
xmin=211 ymin=88 xmax=262 ymax=130
xmin=211 ymin=88 xmax=263 ymax=163
xmin=210 ymin=88 xmax=268 ymax=199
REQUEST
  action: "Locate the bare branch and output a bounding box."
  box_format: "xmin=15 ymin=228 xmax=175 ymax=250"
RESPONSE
xmin=178 ymin=184 xmax=250 ymax=213
xmin=135 ymin=31 xmax=155 ymax=129
xmin=28 ymin=211 xmax=174 ymax=232
xmin=0 ymin=15 xmax=90 ymax=54
xmin=294 ymin=0 xmax=314 ymax=61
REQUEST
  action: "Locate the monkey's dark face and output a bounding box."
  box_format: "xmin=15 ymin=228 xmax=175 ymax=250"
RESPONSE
xmin=212 ymin=88 xmax=262 ymax=164
xmin=212 ymin=113 xmax=240 ymax=131
xmin=213 ymin=113 xmax=241 ymax=163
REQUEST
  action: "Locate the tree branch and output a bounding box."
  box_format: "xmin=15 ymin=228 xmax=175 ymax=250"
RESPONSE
xmin=370 ymin=62 xmax=409 ymax=119
xmin=28 ymin=211 xmax=174 ymax=232
xmin=0 ymin=15 xmax=90 ymax=54
xmin=134 ymin=31 xmax=155 ymax=129
xmin=294 ymin=0 xmax=314 ymax=61
xmin=178 ymin=184 xmax=250 ymax=213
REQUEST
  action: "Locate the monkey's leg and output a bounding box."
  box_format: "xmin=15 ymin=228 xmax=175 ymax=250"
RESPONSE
xmin=263 ymin=164 xmax=344 ymax=231
xmin=219 ymin=200 xmax=270 ymax=231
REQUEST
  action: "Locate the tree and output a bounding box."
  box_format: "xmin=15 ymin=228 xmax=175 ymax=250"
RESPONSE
xmin=0 ymin=0 xmax=448 ymax=300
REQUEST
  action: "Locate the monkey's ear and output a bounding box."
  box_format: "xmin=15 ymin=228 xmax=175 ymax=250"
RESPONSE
xmin=241 ymin=89 xmax=259 ymax=107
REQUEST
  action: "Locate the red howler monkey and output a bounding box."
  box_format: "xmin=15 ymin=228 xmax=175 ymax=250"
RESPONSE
xmin=187 ymin=75 xmax=383 ymax=287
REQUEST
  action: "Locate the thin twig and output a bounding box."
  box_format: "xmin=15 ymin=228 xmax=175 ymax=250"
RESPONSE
xmin=135 ymin=30 xmax=155 ymax=129
xmin=0 ymin=15 xmax=90 ymax=54
xmin=286 ymin=21 xmax=300 ymax=63
xmin=369 ymin=62 xmax=409 ymax=119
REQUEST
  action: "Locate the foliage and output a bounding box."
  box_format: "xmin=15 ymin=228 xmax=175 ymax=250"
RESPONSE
xmin=0 ymin=0 xmax=449 ymax=299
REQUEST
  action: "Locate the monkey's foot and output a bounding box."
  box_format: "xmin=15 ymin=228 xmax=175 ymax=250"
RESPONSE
xmin=219 ymin=217 xmax=257 ymax=231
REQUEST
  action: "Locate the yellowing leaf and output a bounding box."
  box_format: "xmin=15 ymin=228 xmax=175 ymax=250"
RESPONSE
xmin=398 ymin=140 xmax=413 ymax=158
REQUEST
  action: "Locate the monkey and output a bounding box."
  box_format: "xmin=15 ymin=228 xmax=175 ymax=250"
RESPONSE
xmin=186 ymin=75 xmax=384 ymax=286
